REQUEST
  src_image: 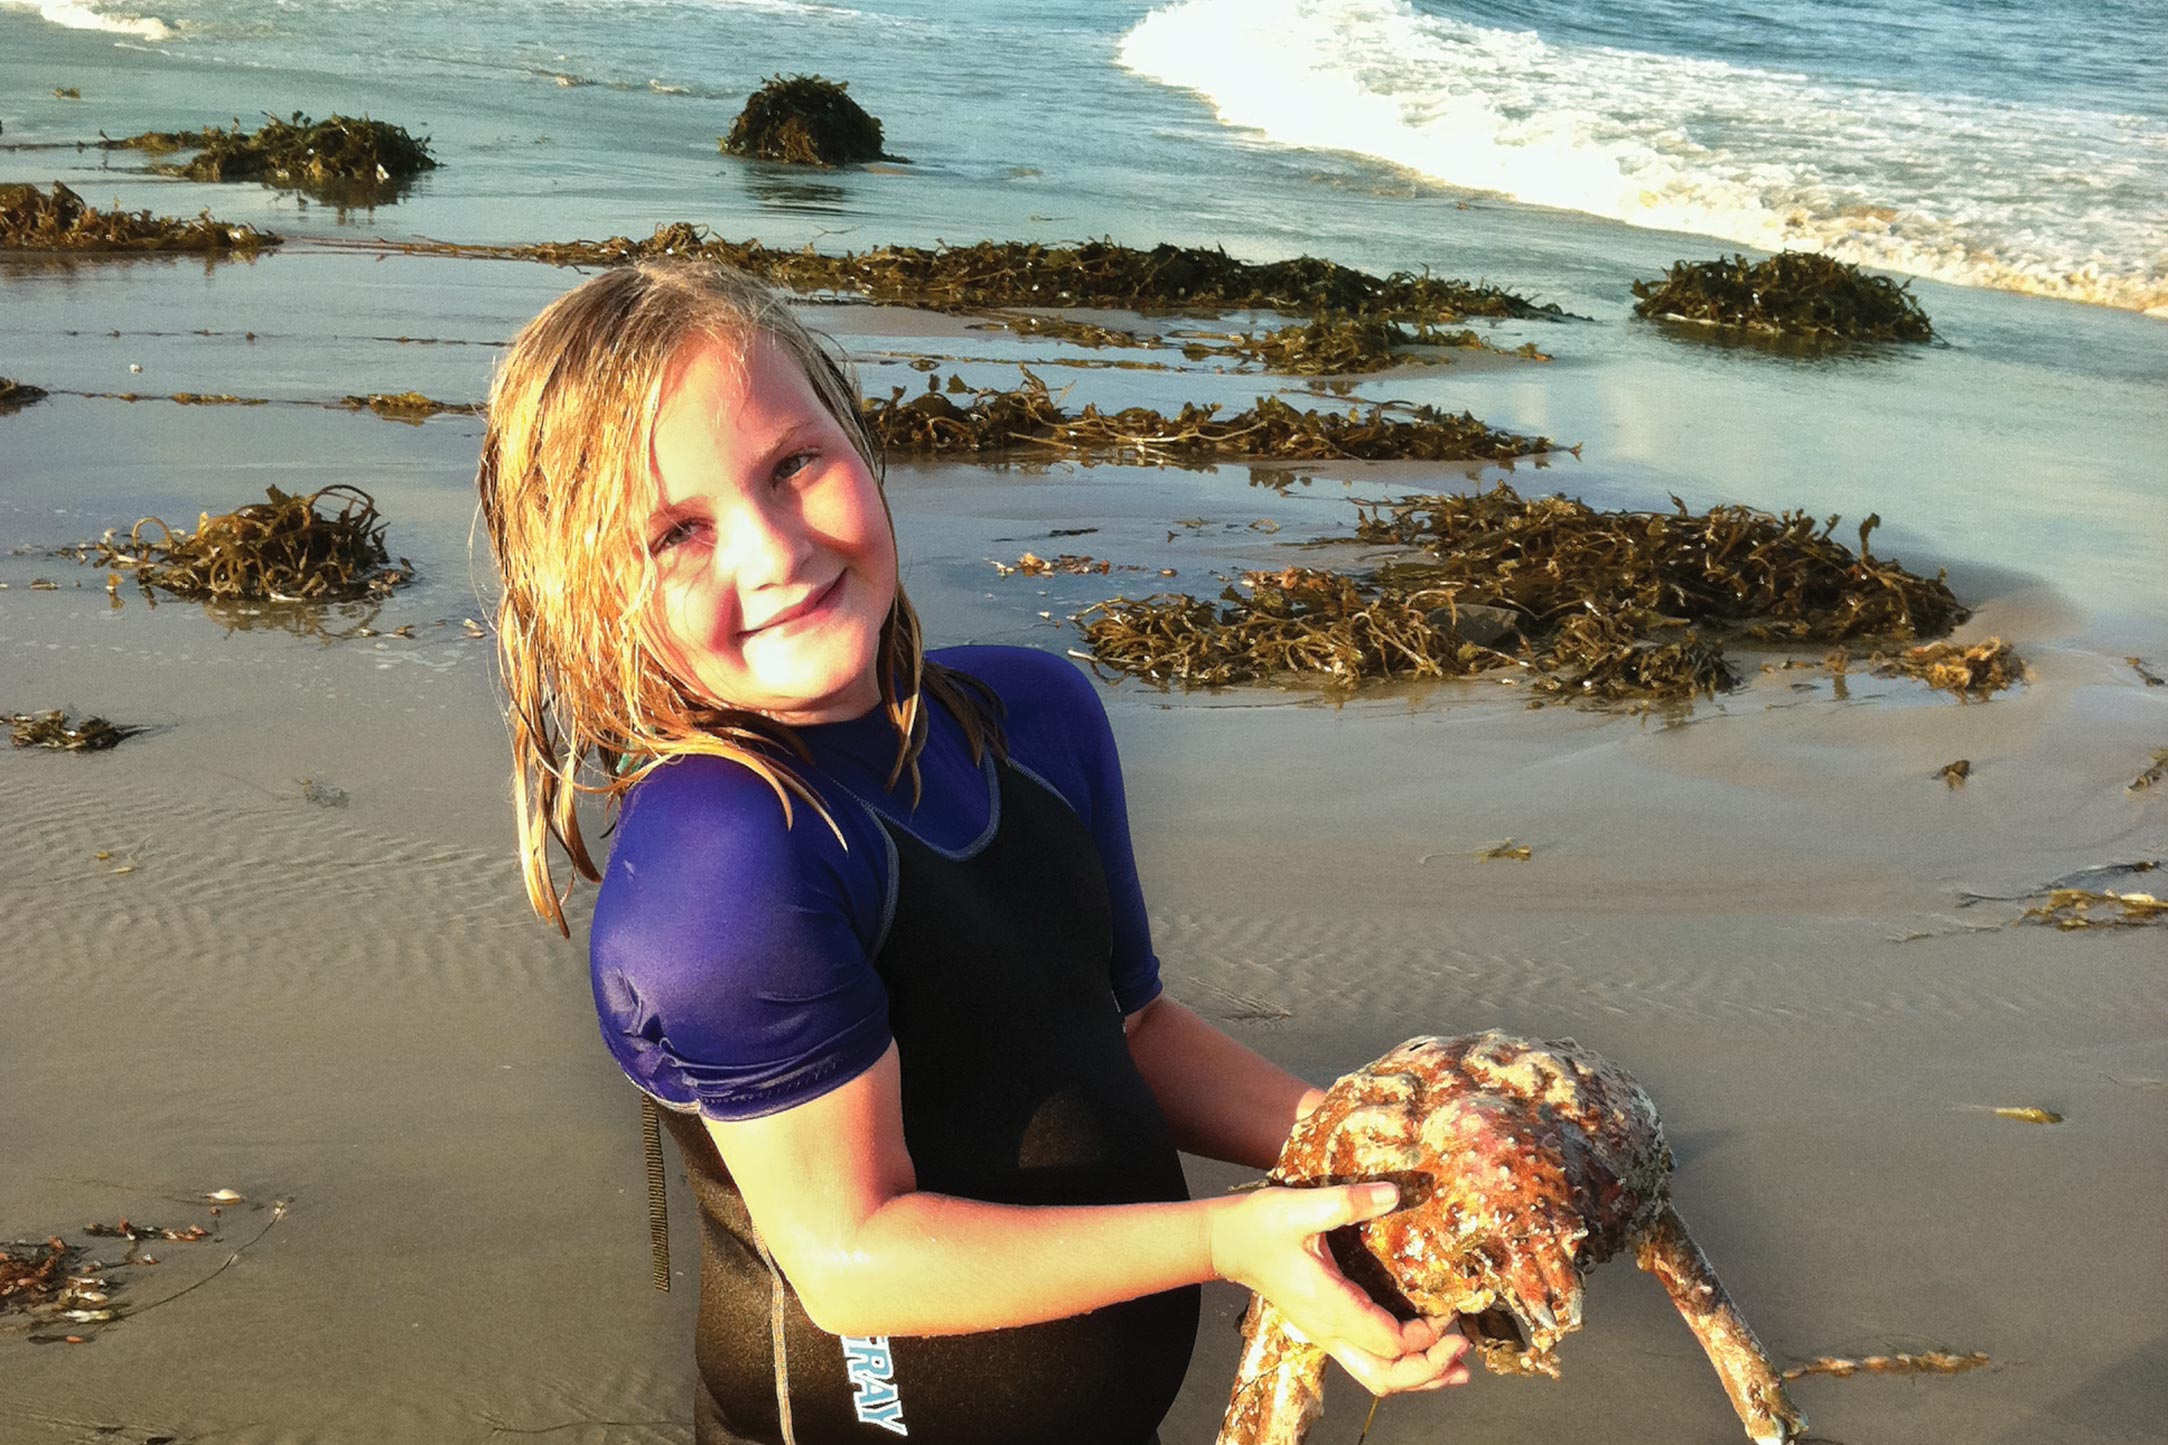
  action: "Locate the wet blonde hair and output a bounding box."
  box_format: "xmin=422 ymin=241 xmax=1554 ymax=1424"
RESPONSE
xmin=477 ymin=260 xmax=999 ymax=933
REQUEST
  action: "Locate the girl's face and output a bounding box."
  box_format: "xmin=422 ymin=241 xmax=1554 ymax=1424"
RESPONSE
xmin=642 ymin=332 xmax=897 ymax=725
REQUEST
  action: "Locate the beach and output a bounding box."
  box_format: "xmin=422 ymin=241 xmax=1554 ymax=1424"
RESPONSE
xmin=4 ymin=3 xmax=2166 ymax=1443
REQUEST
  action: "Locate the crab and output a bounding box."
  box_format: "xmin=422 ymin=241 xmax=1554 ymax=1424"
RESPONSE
xmin=1217 ymin=1032 xmax=1805 ymax=1445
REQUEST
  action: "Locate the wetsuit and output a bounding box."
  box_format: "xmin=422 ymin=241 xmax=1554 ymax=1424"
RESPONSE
xmin=590 ymin=646 xmax=1199 ymax=1445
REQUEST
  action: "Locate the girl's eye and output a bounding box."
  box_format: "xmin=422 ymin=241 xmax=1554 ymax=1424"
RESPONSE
xmin=774 ymin=450 xmax=817 ymax=485
xmin=650 ymin=518 xmax=705 ymax=554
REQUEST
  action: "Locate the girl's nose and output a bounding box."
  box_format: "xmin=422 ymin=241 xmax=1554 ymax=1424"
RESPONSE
xmin=717 ymin=491 xmax=814 ymax=591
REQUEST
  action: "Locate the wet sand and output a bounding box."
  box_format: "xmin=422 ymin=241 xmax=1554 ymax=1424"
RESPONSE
xmin=3 ymin=243 xmax=2165 ymax=1445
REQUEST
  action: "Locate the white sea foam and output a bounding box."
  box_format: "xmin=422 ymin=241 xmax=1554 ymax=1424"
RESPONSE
xmin=1 ymin=0 xmax=172 ymax=40
xmin=594 ymin=0 xmax=865 ymax=17
xmin=1119 ymin=0 xmax=2168 ymax=313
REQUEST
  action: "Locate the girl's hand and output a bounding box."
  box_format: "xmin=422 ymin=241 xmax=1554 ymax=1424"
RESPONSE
xmin=1208 ymin=1182 xmax=1472 ymax=1396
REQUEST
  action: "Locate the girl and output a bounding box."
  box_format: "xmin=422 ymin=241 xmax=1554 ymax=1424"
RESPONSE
xmin=476 ymin=260 xmax=1467 ymax=1445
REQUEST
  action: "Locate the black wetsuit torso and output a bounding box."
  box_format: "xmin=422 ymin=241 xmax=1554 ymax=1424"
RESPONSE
xmin=658 ymin=757 xmax=1200 ymax=1445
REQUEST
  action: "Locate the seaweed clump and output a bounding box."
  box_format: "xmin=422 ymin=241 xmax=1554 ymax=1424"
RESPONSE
xmin=0 ymin=377 xmax=50 ymax=414
xmin=7 ymin=711 xmax=139 ymax=751
xmin=76 ymin=485 xmax=411 ymax=603
xmin=105 ymin=113 xmax=437 ymax=200
xmin=1081 ymin=486 xmax=1968 ymax=701
xmin=5 ymin=1204 xmax=277 ymax=1344
xmin=1082 ymin=568 xmax=1470 ymax=689
xmin=1 ymin=1236 xmax=102 ymax=1329
xmin=723 ymin=75 xmax=893 ymax=167
xmin=985 ymin=311 xmax=1527 ymax=376
xmin=1181 ymin=314 xmax=1498 ymax=374
xmin=0 ymin=182 xmax=277 ymax=254
xmin=1632 ymin=252 xmax=1934 ymax=342
xmin=1861 ymin=637 xmax=2019 ymax=699
xmin=340 ymin=391 xmax=482 ymax=423
xmin=423 ymin=225 xmax=1555 ymax=323
xmin=2021 ymin=890 xmax=2165 ymax=930
xmin=864 ymin=374 xmax=1548 ymax=464
xmin=994 ymin=553 xmax=1114 ymax=577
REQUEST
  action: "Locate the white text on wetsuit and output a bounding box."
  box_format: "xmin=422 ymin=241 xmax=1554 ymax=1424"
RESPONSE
xmin=842 ymin=1335 xmax=907 ymax=1435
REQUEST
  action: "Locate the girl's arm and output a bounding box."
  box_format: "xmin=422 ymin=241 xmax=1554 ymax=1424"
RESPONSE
xmin=1123 ymin=995 xmax=1325 ymax=1169
xmin=704 ymin=1042 xmax=1464 ymax=1394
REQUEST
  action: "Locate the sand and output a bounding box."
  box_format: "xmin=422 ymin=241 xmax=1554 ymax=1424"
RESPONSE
xmin=3 ymin=241 xmax=2164 ymax=1445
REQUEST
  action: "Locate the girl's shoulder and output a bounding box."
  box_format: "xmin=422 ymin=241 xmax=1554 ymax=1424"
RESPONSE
xmin=930 ymin=643 xmax=1107 ymax=731
xmin=612 ymin=751 xmax=844 ymax=858
xmin=589 ymin=750 xmax=895 ymax=1119
xmin=930 ymin=644 xmax=1122 ymax=827
xmin=596 ymin=751 xmax=883 ymax=952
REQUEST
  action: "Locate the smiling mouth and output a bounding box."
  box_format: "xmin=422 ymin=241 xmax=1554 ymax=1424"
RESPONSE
xmin=743 ymin=574 xmax=844 ymax=636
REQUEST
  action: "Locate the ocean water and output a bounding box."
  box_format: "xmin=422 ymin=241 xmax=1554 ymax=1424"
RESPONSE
xmin=1123 ymin=0 xmax=2168 ymax=314
xmin=3 ymin=0 xmax=2163 ymax=312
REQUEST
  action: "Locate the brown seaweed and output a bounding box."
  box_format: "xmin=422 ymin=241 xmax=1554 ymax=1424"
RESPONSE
xmin=1179 ymin=314 xmax=1522 ymax=374
xmin=1937 ymin=759 xmax=1972 ymax=788
xmin=376 ymin=223 xmax=1558 ymax=323
xmin=985 ymin=313 xmax=1156 ymax=351
xmin=1080 ymin=486 xmax=1970 ymax=701
xmin=6 ymin=710 xmax=139 ymax=751
xmin=72 ymin=484 xmax=411 ymax=603
xmin=0 ymin=1237 xmax=95 ymax=1320
xmin=1 ymin=181 xmax=278 ymax=254
xmin=1866 ymin=637 xmax=2020 ymax=699
xmin=79 ymin=1219 xmax=210 ymax=1242
xmin=63 ymin=388 xmax=477 ymax=422
xmin=2130 ymin=748 xmax=2168 ymax=793
xmin=7 ymin=1198 xmax=285 ymax=1342
xmin=0 ymin=377 xmax=50 ymax=414
xmin=1361 ymin=494 xmax=1959 ymax=644
xmin=339 ymin=391 xmax=482 ymax=423
xmin=864 ymin=373 xmax=1548 ymax=464
xmin=987 ymin=310 xmax=1518 ymax=376
xmin=1079 ymin=568 xmax=1465 ymax=689
xmin=993 ymin=552 xmax=1114 ymax=577
xmin=170 ymin=392 xmax=270 ymax=407
xmin=2020 ymin=889 xmax=2166 ymax=930
xmin=1632 ymin=252 xmax=1934 ymax=342
xmin=104 ymin=112 xmax=437 ymax=203
xmin=721 ymin=75 xmax=894 ymax=167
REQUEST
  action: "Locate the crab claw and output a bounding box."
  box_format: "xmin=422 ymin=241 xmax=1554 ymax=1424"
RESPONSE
xmin=1498 ymin=1240 xmax=1585 ymax=1354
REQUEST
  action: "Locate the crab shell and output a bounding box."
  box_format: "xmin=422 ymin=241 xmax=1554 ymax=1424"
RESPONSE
xmin=1271 ymin=1031 xmax=1674 ymax=1376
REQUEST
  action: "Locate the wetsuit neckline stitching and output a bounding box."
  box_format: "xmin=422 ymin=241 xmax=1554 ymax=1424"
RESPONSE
xmin=854 ymin=751 xmax=1002 ymax=862
xmin=866 ymin=820 xmax=901 ymax=959
xmin=1002 ymin=758 xmax=1079 ymax=823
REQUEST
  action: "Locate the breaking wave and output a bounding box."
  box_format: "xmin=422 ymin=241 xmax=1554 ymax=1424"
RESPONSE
xmin=1119 ymin=0 xmax=2168 ymax=314
xmin=2 ymin=0 xmax=173 ymax=40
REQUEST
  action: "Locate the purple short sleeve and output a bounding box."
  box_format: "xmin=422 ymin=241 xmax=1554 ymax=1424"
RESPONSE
xmin=589 ymin=756 xmax=894 ymax=1121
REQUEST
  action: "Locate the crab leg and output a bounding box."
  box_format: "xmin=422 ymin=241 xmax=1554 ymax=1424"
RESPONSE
xmin=1215 ymin=1295 xmax=1330 ymax=1445
xmin=1635 ymin=1204 xmax=1808 ymax=1445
